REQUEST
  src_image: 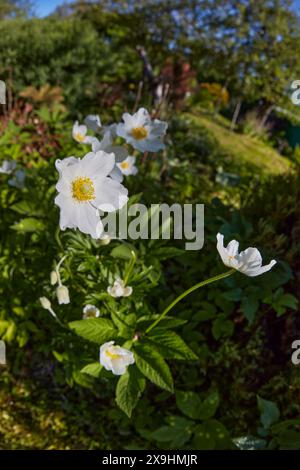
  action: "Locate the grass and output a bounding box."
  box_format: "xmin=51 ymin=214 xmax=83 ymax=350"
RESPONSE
xmin=187 ymin=111 xmax=292 ymax=175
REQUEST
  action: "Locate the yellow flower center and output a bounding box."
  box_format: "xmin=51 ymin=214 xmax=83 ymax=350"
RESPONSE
xmin=131 ymin=126 xmax=148 ymax=140
xmin=74 ymin=132 xmax=85 ymax=143
xmin=106 ymin=349 xmax=121 ymax=360
xmin=120 ymin=161 xmax=129 ymax=170
xmin=72 ymin=177 xmax=95 ymax=202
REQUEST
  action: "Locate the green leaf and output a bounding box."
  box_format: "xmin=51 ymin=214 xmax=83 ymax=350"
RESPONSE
xmin=111 ymin=311 xmax=136 ymax=337
xmin=196 ymin=391 xmax=220 ymax=420
xmin=176 ymin=391 xmax=202 ymax=419
xmin=257 ymin=395 xmax=280 ymax=430
xmin=116 ymin=366 xmax=146 ymax=418
xmin=110 ymin=244 xmax=137 ymax=260
xmin=10 ymin=200 xmax=43 ymax=216
xmin=69 ymin=318 xmax=117 ymax=345
xmin=264 ymin=288 xmax=298 ymax=317
xmin=81 ymin=362 xmax=103 ymax=378
xmin=151 ymin=416 xmax=193 ymax=447
xmin=147 ymin=329 xmax=198 ymax=360
xmin=134 ymin=343 xmax=174 ymax=392
xmin=241 ymin=296 xmax=259 ymax=323
xmin=193 ymin=419 xmax=231 ymax=450
xmin=10 ymin=217 xmax=45 ymax=232
xmin=212 ymin=315 xmax=234 ymax=340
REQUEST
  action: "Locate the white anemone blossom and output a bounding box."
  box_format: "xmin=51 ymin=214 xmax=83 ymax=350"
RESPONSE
xmin=0 ymin=160 xmax=16 ymax=174
xmin=84 ymin=114 xmax=102 ymax=133
xmin=216 ymin=233 xmax=277 ymax=277
xmin=92 ymin=131 xmax=128 ymax=182
xmin=107 ymin=278 xmax=133 ymax=298
xmin=116 ymin=107 xmax=167 ymax=152
xmin=55 ymin=151 xmax=128 ymax=239
xmin=117 ymin=155 xmax=138 ymax=176
xmin=72 ymin=121 xmax=97 ymax=145
xmin=8 ymin=169 xmax=26 ymax=189
xmin=83 ymin=304 xmax=100 ymax=319
xmin=100 ymin=341 xmax=135 ymax=375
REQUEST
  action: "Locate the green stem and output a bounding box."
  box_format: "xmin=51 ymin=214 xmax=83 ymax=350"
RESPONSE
xmin=124 ymin=250 xmax=136 ymax=286
xmin=145 ymin=269 xmax=235 ymax=335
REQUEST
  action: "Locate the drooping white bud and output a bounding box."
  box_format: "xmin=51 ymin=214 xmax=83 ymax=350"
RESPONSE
xmin=56 ymin=285 xmax=70 ymax=305
xmin=39 ymin=297 xmax=52 ymax=310
xmin=50 ymin=271 xmax=58 ymax=285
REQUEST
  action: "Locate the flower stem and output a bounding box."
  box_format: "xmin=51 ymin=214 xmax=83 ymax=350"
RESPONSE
xmin=124 ymin=250 xmax=136 ymax=286
xmin=145 ymin=269 xmax=235 ymax=335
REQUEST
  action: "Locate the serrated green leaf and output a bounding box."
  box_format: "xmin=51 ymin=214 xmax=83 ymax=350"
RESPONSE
xmin=111 ymin=311 xmax=136 ymax=337
xmin=116 ymin=366 xmax=146 ymax=418
xmin=81 ymin=362 xmax=103 ymax=378
xmin=69 ymin=318 xmax=117 ymax=344
xmin=134 ymin=343 xmax=174 ymax=392
xmin=147 ymin=329 xmax=198 ymax=360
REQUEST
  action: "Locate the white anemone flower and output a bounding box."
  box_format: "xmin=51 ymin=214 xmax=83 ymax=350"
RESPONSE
xmin=8 ymin=169 xmax=26 ymax=189
xmin=83 ymin=304 xmax=100 ymax=319
xmin=0 ymin=160 xmax=16 ymax=174
xmin=116 ymin=107 xmax=167 ymax=152
xmin=84 ymin=115 xmax=102 ymax=133
xmin=72 ymin=121 xmax=97 ymax=145
xmin=107 ymin=278 xmax=133 ymax=298
xmin=92 ymin=131 xmax=128 ymax=182
xmin=216 ymin=233 xmax=277 ymax=277
xmin=117 ymin=156 xmax=138 ymax=176
xmin=55 ymin=151 xmax=128 ymax=239
xmin=100 ymin=341 xmax=135 ymax=375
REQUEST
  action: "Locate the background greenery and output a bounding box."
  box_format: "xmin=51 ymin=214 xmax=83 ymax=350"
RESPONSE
xmin=0 ymin=0 xmax=300 ymax=450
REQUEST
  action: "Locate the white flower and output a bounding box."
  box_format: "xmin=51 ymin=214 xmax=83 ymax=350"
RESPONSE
xmin=83 ymin=304 xmax=100 ymax=319
xmin=8 ymin=170 xmax=25 ymax=188
xmin=54 ymin=151 xmax=128 ymax=239
xmin=116 ymin=107 xmax=167 ymax=152
xmin=100 ymin=341 xmax=135 ymax=375
xmin=216 ymin=233 xmax=277 ymax=277
xmin=107 ymin=278 xmax=133 ymax=298
xmin=0 ymin=160 xmax=16 ymax=174
xmin=98 ymin=233 xmax=112 ymax=245
xmin=92 ymin=131 xmax=128 ymax=182
xmin=117 ymin=156 xmax=138 ymax=176
xmin=84 ymin=115 xmax=101 ymax=133
xmin=56 ymin=285 xmax=70 ymax=305
xmin=72 ymin=121 xmax=97 ymax=145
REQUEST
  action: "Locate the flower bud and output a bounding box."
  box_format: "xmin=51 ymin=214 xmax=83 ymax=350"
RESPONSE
xmin=56 ymin=285 xmax=70 ymax=305
xmin=40 ymin=297 xmax=51 ymax=310
xmin=50 ymin=271 xmax=58 ymax=285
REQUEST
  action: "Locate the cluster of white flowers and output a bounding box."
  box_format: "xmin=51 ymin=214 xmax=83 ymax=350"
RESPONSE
xmin=0 ymin=159 xmax=26 ymax=189
xmin=49 ymin=107 xmax=280 ymax=380
xmin=55 ymin=108 xmax=167 ymax=240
